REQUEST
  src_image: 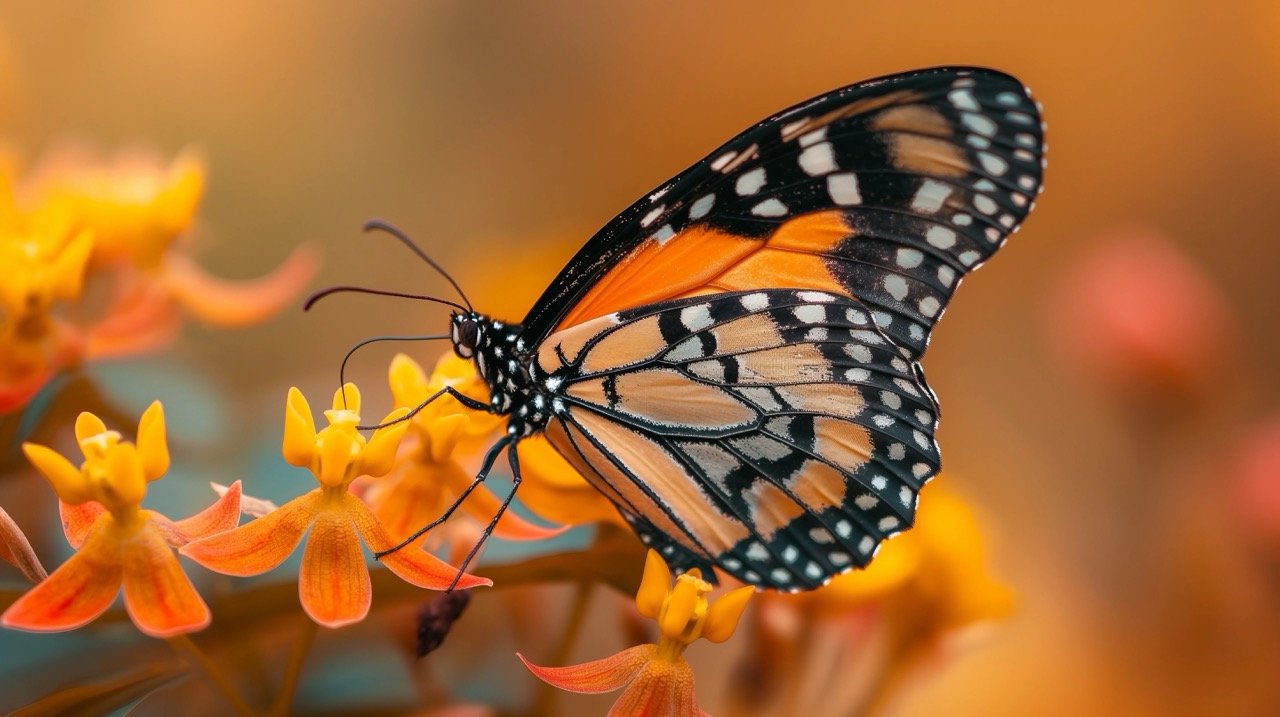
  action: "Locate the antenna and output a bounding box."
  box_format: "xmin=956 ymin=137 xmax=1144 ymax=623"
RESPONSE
xmin=304 ymin=285 xmax=467 ymax=313
xmin=363 ymin=219 xmax=474 ymax=310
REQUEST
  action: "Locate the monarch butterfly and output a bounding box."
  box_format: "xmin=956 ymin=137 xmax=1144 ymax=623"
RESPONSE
xmin=338 ymin=66 xmax=1044 ymax=592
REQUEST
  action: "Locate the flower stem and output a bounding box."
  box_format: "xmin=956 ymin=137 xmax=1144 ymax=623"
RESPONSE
xmin=167 ymin=633 xmax=258 ymax=717
xmin=270 ymin=618 xmax=318 ymax=717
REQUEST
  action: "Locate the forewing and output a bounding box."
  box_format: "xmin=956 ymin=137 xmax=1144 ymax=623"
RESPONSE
xmin=521 ymin=66 xmax=1045 ymax=359
xmin=538 ymin=289 xmax=940 ymax=590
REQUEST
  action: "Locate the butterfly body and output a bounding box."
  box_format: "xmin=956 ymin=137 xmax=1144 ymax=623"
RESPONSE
xmin=439 ymin=66 xmax=1044 ymax=591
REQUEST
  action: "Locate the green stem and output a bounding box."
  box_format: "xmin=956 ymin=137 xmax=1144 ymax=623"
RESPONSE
xmin=167 ymin=633 xmax=258 ymax=717
xmin=270 ymin=619 xmax=318 ymax=717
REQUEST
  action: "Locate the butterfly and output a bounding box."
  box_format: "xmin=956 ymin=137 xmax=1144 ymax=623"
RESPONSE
xmin=354 ymin=66 xmax=1044 ymax=592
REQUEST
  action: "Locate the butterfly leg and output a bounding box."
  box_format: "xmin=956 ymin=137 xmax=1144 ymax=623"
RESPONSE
xmin=374 ymin=433 xmax=514 ymax=557
xmin=358 ymin=385 xmax=491 ymax=430
xmin=444 ymin=440 xmax=524 ymax=591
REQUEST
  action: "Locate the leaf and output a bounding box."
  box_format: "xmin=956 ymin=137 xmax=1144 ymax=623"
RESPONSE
xmin=0 ymin=505 xmax=48 ymax=583
xmin=11 ymin=662 xmax=186 ymax=717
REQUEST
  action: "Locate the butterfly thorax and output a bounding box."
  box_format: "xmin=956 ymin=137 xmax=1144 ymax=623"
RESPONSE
xmin=450 ymin=312 xmax=549 ymax=437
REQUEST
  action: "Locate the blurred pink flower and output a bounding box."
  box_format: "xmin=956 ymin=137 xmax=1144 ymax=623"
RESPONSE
xmin=1047 ymin=228 xmax=1236 ymax=397
xmin=1231 ymin=415 xmax=1280 ymax=554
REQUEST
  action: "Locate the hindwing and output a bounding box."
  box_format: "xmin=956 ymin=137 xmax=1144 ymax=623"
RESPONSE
xmin=535 ymin=289 xmax=939 ymax=589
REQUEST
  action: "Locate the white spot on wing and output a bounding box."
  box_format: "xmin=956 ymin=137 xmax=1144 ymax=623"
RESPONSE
xmin=799 ymin=142 xmax=838 ymax=176
xmin=911 ymin=179 xmax=952 ymax=213
xmin=751 ymin=198 xmax=788 ymax=217
xmin=793 ymin=304 xmax=825 ymax=323
xmin=883 ymin=275 xmax=909 ymax=301
xmin=948 ymin=88 xmax=980 ymax=111
xmin=652 ymin=224 xmax=676 ymax=244
xmin=736 ymin=167 xmax=767 ymax=196
xmin=680 ymin=304 xmax=714 ymax=332
xmin=826 ymin=173 xmax=861 ymax=205
xmin=896 ymin=248 xmax=923 ymax=269
xmin=689 ymin=193 xmax=715 ymax=220
xmin=641 ymin=205 xmax=664 ymax=227
xmin=741 ymin=292 xmax=769 ymax=311
xmin=926 ymin=225 xmax=957 ymax=249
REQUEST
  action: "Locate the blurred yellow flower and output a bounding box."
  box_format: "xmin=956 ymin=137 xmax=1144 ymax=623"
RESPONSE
xmin=0 ymin=145 xmax=318 ymax=414
xmin=2 ymin=402 xmax=242 ymax=637
xmin=182 ymin=383 xmax=490 ymax=628
xmin=520 ymin=549 xmax=753 ymax=717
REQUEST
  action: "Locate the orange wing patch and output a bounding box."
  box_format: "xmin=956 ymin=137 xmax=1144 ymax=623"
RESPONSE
xmin=547 ymin=413 xmax=749 ymax=556
xmin=555 ymin=211 xmax=855 ymax=330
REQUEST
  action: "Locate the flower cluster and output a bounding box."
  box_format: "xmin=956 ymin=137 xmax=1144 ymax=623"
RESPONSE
xmin=0 ymin=147 xmax=317 ymax=413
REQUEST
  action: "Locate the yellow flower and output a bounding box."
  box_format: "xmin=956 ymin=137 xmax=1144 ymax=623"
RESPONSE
xmin=182 ymin=383 xmax=490 ymax=628
xmin=2 ymin=402 xmax=242 ymax=637
xmin=362 ymin=353 xmax=562 ymax=557
xmin=0 ymin=212 xmax=95 ymax=411
xmin=519 ymin=550 xmax=753 ymax=716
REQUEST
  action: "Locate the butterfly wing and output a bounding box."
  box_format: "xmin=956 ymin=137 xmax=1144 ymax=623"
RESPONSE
xmin=533 ymin=289 xmax=939 ymax=589
xmin=520 ymin=66 xmax=1045 ymax=360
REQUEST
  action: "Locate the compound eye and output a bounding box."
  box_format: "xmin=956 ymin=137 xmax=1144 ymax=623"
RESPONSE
xmin=460 ymin=320 xmax=480 ymax=349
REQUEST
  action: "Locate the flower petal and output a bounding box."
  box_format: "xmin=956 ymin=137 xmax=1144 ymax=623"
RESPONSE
xmin=357 ymin=408 xmax=410 ymax=478
xmin=610 ymin=658 xmax=703 ymax=717
xmin=211 ymin=480 xmax=278 ymax=517
xmin=282 ymin=387 xmax=317 ymax=468
xmin=60 ymin=499 xmax=107 ymax=548
xmin=180 ymin=490 xmax=318 ymax=575
xmin=161 ymin=244 xmax=320 ymax=326
xmin=0 ymin=505 xmax=48 ymax=583
xmin=635 ymin=550 xmax=670 ymax=620
xmin=426 ymin=413 xmax=468 ymax=465
xmin=2 ymin=518 xmax=123 ymax=632
xmin=121 ymin=523 xmax=210 ymax=637
xmin=49 ymin=229 xmax=95 ymax=302
xmin=299 ymin=509 xmax=369 ymax=628
xmin=23 ymin=442 xmax=93 ymax=504
xmin=518 ymin=643 xmax=655 ymax=694
xmin=74 ymin=411 xmax=108 ymax=444
xmin=136 ymin=400 xmax=169 ymax=481
xmin=346 ymin=493 xmax=491 ymax=591
xmin=388 ymin=353 xmax=429 ymax=408
xmin=515 ymin=436 xmax=624 ymax=527
xmin=105 ymin=441 xmax=147 ymax=507
xmin=83 ymin=279 xmax=182 ymax=361
xmin=702 ymin=585 xmax=754 ymax=643
xmin=160 ymin=480 xmax=242 ymax=545
xmin=332 ymin=382 xmax=361 ymax=414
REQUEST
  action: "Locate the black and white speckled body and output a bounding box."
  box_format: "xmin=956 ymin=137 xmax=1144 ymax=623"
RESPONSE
xmin=450 ymin=312 xmax=549 ymax=438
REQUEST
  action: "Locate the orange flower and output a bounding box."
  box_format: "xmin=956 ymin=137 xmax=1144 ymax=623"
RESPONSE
xmin=2 ymin=402 xmax=242 ymax=637
xmin=363 ymin=353 xmax=563 ymax=557
xmin=520 ymin=550 xmax=753 ymax=717
xmin=182 ymin=383 xmax=491 ymax=628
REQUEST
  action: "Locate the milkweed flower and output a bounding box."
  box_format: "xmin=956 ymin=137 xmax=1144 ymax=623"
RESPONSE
xmin=1 ymin=402 xmax=242 ymax=637
xmin=362 ymin=353 xmax=563 ymax=557
xmin=519 ymin=549 xmax=753 ymax=716
xmin=182 ymin=383 xmax=491 ymax=628
xmin=0 ymin=146 xmax=317 ymax=414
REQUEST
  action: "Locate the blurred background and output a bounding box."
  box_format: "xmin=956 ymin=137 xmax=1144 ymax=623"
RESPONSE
xmin=1 ymin=1 xmax=1279 ymax=715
